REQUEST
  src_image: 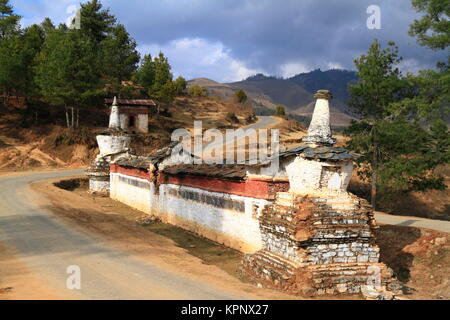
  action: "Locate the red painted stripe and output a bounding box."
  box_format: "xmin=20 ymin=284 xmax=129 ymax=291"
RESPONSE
xmin=110 ymin=164 xmax=150 ymax=180
xmin=160 ymin=172 xmax=288 ymax=200
xmin=111 ymin=164 xmax=289 ymax=199
xmin=119 ymin=108 xmax=150 ymax=114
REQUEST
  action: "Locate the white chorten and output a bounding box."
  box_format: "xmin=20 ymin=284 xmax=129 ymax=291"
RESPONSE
xmin=302 ymin=90 xmax=336 ymax=146
xmin=108 ymin=96 xmax=121 ymax=130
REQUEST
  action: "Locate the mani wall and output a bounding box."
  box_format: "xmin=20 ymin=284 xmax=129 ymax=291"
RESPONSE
xmin=90 ymin=91 xmax=401 ymax=298
xmin=110 ymin=162 xmax=289 ymax=253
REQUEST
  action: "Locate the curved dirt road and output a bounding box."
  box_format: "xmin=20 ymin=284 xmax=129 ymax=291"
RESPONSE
xmin=0 ymin=170 xmax=247 ymax=300
xmin=374 ymin=212 xmax=450 ymax=233
xmin=204 ymin=116 xmax=281 ymax=154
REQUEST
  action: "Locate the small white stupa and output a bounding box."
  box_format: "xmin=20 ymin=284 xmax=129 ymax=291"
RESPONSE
xmin=86 ymin=97 xmax=132 ymax=195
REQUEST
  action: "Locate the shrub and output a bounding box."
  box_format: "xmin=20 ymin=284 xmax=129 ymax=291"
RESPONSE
xmin=275 ymin=104 xmax=286 ymax=116
xmin=188 ymin=85 xmax=207 ymax=97
xmin=235 ymin=89 xmax=247 ymax=103
xmin=226 ymin=112 xmax=239 ymax=123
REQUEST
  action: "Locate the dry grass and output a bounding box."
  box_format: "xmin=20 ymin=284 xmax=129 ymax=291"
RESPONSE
xmin=375 ymin=224 xmax=449 ymax=299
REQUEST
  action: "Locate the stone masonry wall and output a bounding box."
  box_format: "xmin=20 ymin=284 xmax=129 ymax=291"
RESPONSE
xmin=241 ymin=192 xmax=397 ymax=296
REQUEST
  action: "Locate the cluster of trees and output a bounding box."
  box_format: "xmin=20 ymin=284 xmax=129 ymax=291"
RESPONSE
xmin=346 ymin=0 xmax=449 ymax=209
xmin=0 ymin=0 xmax=185 ymax=128
xmin=234 ymin=89 xmax=247 ymax=103
xmin=135 ymin=53 xmax=187 ymax=105
xmin=188 ymin=85 xmax=208 ymax=97
xmin=275 ymin=104 xmax=286 ymax=116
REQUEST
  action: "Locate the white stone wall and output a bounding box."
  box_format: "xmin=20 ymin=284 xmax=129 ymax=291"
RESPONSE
xmin=307 ymin=99 xmax=331 ymax=138
xmin=110 ymin=173 xmax=153 ymax=213
xmin=110 ymin=172 xmax=270 ymax=253
xmin=137 ymin=114 xmax=148 ymax=133
xmin=89 ymin=179 xmax=110 ymax=194
xmin=118 ymin=114 xmax=148 ymax=133
xmin=159 ymin=184 xmax=269 ymax=252
xmin=108 ymin=105 xmax=120 ymax=129
xmin=119 ymin=114 xmax=128 ymax=131
xmin=97 ymin=135 xmax=131 ymax=155
xmin=284 ymin=157 xmax=353 ymax=195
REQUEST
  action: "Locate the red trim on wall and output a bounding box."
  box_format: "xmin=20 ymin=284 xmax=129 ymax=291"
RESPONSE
xmin=111 ymin=164 xmax=289 ymax=199
xmin=159 ymin=172 xmax=288 ymax=200
xmin=110 ymin=164 xmax=150 ymax=180
xmin=119 ymin=108 xmax=150 ymax=115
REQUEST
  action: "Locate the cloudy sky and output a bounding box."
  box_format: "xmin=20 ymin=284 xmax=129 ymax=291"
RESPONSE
xmin=11 ymin=0 xmax=447 ymax=82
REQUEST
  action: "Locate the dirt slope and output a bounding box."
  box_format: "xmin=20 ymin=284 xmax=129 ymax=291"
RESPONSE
xmin=188 ymin=77 xmax=355 ymax=126
xmin=0 ymin=96 xmax=255 ymax=171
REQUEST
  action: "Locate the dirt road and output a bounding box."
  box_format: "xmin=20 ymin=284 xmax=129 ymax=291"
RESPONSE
xmin=204 ymin=115 xmax=282 ymax=154
xmin=0 ymin=170 xmax=255 ymax=299
xmin=374 ymin=212 xmax=450 ymax=233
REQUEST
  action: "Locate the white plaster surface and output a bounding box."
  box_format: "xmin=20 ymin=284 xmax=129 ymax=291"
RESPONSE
xmin=110 ymin=172 xmax=270 ymax=253
xmin=89 ymin=179 xmax=110 ymax=193
xmin=118 ymin=114 xmax=148 ymax=133
xmin=303 ymin=98 xmax=336 ymax=145
xmin=284 ymin=156 xmax=353 ymax=195
xmin=119 ymin=114 xmax=128 ymax=131
xmin=159 ymin=184 xmax=268 ymax=252
xmin=109 ymin=104 xmax=121 ymax=129
xmin=97 ymin=135 xmax=131 ymax=156
xmin=110 ymin=173 xmax=153 ymax=213
xmin=137 ymin=114 xmax=148 ymax=133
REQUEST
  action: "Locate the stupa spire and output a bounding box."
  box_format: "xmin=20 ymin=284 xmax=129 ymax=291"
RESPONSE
xmin=302 ymin=90 xmax=336 ymax=146
xmin=108 ymin=96 xmax=121 ymax=130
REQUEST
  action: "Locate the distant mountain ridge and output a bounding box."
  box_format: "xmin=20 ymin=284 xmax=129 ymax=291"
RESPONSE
xmin=289 ymin=69 xmax=358 ymax=114
xmin=188 ymin=69 xmax=358 ymax=127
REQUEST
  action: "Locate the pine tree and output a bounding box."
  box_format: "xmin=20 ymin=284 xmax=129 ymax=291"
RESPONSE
xmin=136 ymin=54 xmax=155 ymax=91
xmin=80 ymin=0 xmax=116 ymax=45
xmin=40 ymin=18 xmax=55 ymax=36
xmin=152 ymin=52 xmax=173 ymax=89
xmin=347 ymin=41 xmax=412 ymax=209
xmin=34 ymin=27 xmax=102 ymax=128
xmin=102 ymin=24 xmax=140 ymax=96
xmin=0 ymin=0 xmax=20 ymax=40
xmin=409 ymin=0 xmax=450 ymax=52
xmin=149 ymin=52 xmax=174 ymax=110
xmin=174 ymin=76 xmax=187 ymax=95
xmin=0 ymin=0 xmax=21 ymax=102
xmin=17 ymin=24 xmax=45 ymax=99
xmin=235 ymin=89 xmax=247 ymax=103
xmin=346 ymin=39 xmax=448 ymax=208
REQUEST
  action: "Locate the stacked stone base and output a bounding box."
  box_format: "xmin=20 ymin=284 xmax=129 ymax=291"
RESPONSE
xmin=86 ymin=156 xmax=111 ymax=196
xmin=241 ymin=192 xmax=399 ymax=298
xmin=241 ymin=254 xmax=394 ymax=297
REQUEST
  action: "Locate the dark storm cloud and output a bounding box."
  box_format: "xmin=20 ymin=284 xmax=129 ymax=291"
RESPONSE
xmin=13 ymin=0 xmax=448 ymax=81
xmin=101 ymin=0 xmax=446 ymax=79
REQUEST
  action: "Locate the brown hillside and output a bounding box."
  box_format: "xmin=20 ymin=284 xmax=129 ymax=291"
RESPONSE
xmin=231 ymin=78 xmax=313 ymax=110
xmin=188 ymin=78 xmax=276 ymax=111
xmin=0 ymin=96 xmax=255 ymax=170
xmin=189 ymin=77 xmax=355 ymax=127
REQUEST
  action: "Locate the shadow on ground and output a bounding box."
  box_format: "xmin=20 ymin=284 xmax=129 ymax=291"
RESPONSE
xmin=375 ymin=225 xmax=421 ymax=283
